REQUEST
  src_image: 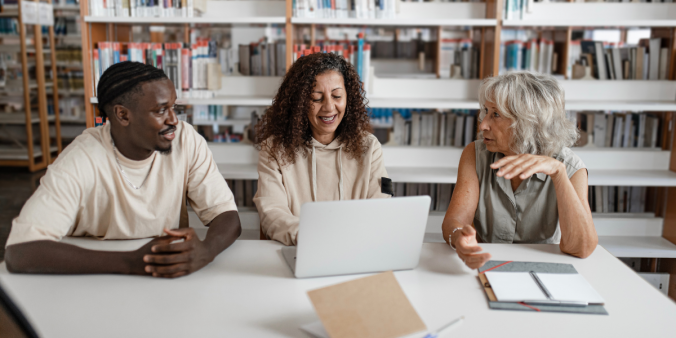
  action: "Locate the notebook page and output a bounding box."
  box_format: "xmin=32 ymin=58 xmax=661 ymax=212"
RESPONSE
xmin=484 ymin=272 xmax=548 ymax=302
xmin=537 ymin=273 xmax=605 ymax=304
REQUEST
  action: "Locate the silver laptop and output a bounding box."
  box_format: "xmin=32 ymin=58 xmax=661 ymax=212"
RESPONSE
xmin=281 ymin=196 xmax=431 ymax=278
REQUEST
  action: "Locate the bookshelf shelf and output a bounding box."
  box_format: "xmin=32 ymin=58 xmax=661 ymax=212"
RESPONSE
xmin=192 ymin=119 xmax=251 ymax=127
xmin=83 ymin=16 xmax=286 ymax=24
xmin=90 ymin=96 xmax=273 ymax=106
xmin=0 ymin=145 xmax=58 ymax=161
xmin=599 ymin=236 xmax=676 ymax=259
xmin=505 ymin=3 xmax=676 ymax=28
xmin=0 ymin=113 xmax=55 ymax=125
xmin=292 ymin=2 xmax=493 ymax=27
xmin=210 ymin=145 xmax=676 ymax=185
xmin=291 ymin=17 xmax=497 ymax=27
xmin=217 ymin=163 xmax=258 ymax=180
xmin=565 ymin=101 xmax=676 ymax=112
xmin=53 ymin=4 xmax=80 ymax=10
xmin=503 ymin=20 xmax=676 ymax=28
xmin=84 ymin=0 xmax=286 ymax=25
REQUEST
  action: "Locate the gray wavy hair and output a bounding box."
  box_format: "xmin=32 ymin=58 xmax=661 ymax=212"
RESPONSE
xmin=477 ymin=71 xmax=579 ymax=157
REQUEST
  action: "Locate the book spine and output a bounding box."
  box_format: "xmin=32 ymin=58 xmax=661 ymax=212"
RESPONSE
xmin=181 ymin=48 xmax=190 ymax=96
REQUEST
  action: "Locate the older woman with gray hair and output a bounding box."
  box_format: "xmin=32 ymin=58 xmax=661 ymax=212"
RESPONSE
xmin=442 ymin=71 xmax=597 ymax=269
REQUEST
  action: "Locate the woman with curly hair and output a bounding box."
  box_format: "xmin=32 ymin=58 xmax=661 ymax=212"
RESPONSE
xmin=442 ymin=71 xmax=597 ymax=270
xmin=253 ymin=52 xmax=390 ymax=246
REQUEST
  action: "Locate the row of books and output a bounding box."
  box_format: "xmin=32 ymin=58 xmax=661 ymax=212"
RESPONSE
xmin=588 ymin=186 xmax=651 ymax=214
xmin=294 ymin=0 xmax=398 ymax=19
xmin=574 ymin=38 xmax=671 ymax=80
xmin=503 ymin=0 xmax=527 ymax=20
xmin=393 ymin=183 xmax=455 ymax=212
xmin=56 ymin=47 xmax=83 ymax=64
xmin=574 ymin=111 xmax=664 ymax=148
xmin=88 ymin=0 xmax=195 ymax=18
xmin=226 ymin=180 xmax=258 ymax=209
xmin=57 ymin=96 xmax=86 ymax=120
xmin=501 ymin=39 xmax=558 ymax=75
xmin=93 ymin=40 xmax=220 ymax=99
xmin=56 ymin=70 xmax=84 ymax=92
xmin=439 ymin=39 xmax=480 ymax=79
xmin=0 ymin=18 xmax=17 ymax=35
xmin=292 ymin=36 xmax=372 ymax=88
xmin=237 ymin=40 xmax=286 ymax=77
xmin=392 ymin=109 xmax=479 ymax=147
xmin=54 ymin=16 xmax=80 ymax=37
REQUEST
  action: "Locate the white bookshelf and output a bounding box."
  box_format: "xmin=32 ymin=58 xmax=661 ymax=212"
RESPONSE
xmin=292 ymin=2 xmax=494 ymax=26
xmin=504 ymin=3 xmax=676 ymax=27
xmin=84 ymin=1 xmax=285 ymax=24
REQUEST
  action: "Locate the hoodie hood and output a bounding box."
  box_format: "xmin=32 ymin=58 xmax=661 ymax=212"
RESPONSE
xmin=310 ymin=136 xmax=343 ymax=150
xmin=310 ymin=137 xmax=344 ymax=202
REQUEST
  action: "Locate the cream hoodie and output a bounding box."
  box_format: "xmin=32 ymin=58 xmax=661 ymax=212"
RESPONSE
xmin=254 ymin=134 xmax=390 ymax=245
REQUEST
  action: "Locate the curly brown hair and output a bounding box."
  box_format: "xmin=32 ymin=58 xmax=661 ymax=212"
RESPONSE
xmin=254 ymin=52 xmax=372 ymax=166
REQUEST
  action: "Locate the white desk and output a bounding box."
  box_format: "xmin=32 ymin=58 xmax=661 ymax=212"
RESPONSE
xmin=1 ymin=241 xmax=674 ymax=338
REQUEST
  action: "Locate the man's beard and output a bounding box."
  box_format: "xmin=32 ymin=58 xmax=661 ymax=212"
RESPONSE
xmin=156 ymin=145 xmax=172 ymax=155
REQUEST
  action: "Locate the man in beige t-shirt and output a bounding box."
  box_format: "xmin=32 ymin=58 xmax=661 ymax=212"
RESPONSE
xmin=5 ymin=62 xmax=241 ymax=278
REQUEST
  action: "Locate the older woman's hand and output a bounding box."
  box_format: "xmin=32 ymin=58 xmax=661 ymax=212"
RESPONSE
xmin=452 ymin=225 xmax=492 ymax=269
xmin=491 ymin=154 xmax=566 ymax=180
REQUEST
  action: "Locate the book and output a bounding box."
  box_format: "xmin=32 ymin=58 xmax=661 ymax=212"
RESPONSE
xmin=649 ymin=38 xmax=661 ymax=80
xmin=593 ymin=113 xmax=606 ymax=148
xmin=410 ymin=112 xmax=421 ymax=146
xmin=464 ymin=115 xmax=475 ymax=146
xmin=612 ymin=115 xmax=623 ymax=148
xmin=238 ymin=44 xmax=250 ymax=76
xmin=454 ymin=114 xmax=465 ymax=147
xmin=659 ymin=47 xmax=669 ymax=80
xmin=484 ymin=271 xmax=605 ymax=305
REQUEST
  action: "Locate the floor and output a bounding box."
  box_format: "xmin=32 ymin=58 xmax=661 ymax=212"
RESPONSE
xmin=0 ymin=167 xmax=45 ymax=262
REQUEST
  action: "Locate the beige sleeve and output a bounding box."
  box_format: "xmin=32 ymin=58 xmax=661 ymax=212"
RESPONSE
xmin=185 ymin=127 xmax=238 ymax=225
xmin=5 ymin=157 xmax=83 ymax=246
xmin=367 ymin=137 xmax=391 ymax=199
xmin=253 ymin=149 xmax=299 ymax=246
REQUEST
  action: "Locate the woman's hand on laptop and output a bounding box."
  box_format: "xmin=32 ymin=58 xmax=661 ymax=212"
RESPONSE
xmin=452 ymin=225 xmax=491 ymax=269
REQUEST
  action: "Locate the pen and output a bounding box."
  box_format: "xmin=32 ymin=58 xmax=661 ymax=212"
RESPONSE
xmin=423 ymin=316 xmax=464 ymax=338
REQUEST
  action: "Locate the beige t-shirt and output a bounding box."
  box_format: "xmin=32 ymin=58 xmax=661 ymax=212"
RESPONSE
xmin=6 ymin=121 xmax=237 ymax=246
xmin=254 ymin=134 xmax=390 ymax=246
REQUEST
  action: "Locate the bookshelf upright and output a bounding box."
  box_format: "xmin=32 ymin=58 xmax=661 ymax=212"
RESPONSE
xmin=0 ymin=0 xmax=62 ymax=172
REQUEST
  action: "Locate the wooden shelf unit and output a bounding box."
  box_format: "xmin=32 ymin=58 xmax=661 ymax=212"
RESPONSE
xmin=77 ymin=0 xmax=676 ymax=298
xmin=0 ymin=0 xmax=63 ymax=172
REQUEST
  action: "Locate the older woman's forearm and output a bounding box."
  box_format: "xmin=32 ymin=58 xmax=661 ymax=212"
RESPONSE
xmin=441 ymin=218 xmax=464 ymax=245
xmin=551 ymin=171 xmax=598 ymax=258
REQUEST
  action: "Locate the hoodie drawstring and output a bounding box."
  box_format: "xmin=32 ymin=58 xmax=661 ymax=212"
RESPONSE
xmin=311 ymin=145 xmax=343 ymax=202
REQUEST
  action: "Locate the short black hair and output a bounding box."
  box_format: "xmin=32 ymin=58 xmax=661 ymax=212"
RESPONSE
xmin=96 ymin=61 xmax=168 ymax=120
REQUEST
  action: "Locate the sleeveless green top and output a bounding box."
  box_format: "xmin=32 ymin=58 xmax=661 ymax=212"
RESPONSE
xmin=473 ymin=140 xmax=586 ymax=244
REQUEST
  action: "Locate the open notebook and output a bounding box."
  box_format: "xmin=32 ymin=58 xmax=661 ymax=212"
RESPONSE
xmin=484 ymin=271 xmax=605 ymax=306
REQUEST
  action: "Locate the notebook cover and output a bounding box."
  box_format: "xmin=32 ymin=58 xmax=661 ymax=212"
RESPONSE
xmin=307 ymin=271 xmax=427 ymax=338
xmin=477 ymin=261 xmax=608 ymax=315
